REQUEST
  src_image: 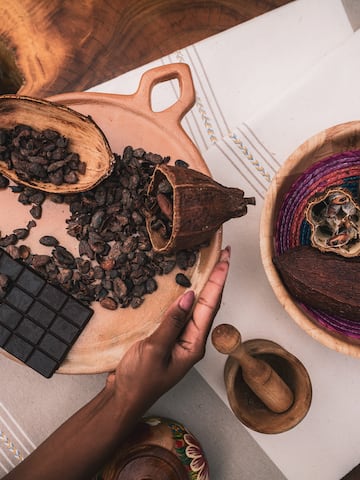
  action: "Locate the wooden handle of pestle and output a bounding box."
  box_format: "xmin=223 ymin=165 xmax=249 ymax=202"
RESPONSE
xmin=211 ymin=324 xmax=294 ymax=414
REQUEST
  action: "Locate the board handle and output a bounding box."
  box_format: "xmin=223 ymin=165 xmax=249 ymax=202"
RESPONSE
xmin=131 ymin=63 xmax=196 ymax=125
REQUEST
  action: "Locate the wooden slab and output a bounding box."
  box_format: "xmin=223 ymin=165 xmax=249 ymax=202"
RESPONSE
xmin=0 ymin=1 xmax=293 ymax=97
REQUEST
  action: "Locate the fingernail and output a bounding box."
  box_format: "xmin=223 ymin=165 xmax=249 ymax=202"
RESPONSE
xmin=220 ymin=245 xmax=231 ymax=262
xmin=179 ymin=290 xmax=195 ymax=311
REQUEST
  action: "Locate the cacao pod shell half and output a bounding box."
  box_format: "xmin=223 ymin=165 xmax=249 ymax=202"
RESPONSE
xmin=273 ymin=245 xmax=360 ymax=322
xmin=0 ymin=95 xmax=115 ymax=193
xmin=146 ymin=164 xmax=255 ymax=253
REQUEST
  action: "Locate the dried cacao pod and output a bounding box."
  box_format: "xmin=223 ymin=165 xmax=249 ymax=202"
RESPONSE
xmin=0 ymin=95 xmax=115 ymax=193
xmin=273 ymin=245 xmax=360 ymax=321
xmin=146 ymin=164 xmax=255 ymax=253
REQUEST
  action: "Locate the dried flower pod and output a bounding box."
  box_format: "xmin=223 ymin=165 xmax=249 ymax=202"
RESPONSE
xmin=0 ymin=95 xmax=115 ymax=193
xmin=273 ymin=245 xmax=360 ymax=321
xmin=305 ymin=187 xmax=360 ymax=258
xmin=146 ymin=164 xmax=255 ymax=253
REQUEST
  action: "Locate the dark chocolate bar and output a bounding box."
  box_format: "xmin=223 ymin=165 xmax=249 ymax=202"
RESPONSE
xmin=0 ymin=249 xmax=93 ymax=377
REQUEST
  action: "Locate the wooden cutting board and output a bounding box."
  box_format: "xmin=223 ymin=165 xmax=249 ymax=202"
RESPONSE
xmin=0 ymin=0 xmax=293 ymax=97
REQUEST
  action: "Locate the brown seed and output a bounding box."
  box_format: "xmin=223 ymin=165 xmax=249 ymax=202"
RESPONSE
xmin=79 ymin=239 xmax=95 ymax=259
xmin=157 ymin=178 xmax=172 ymax=194
xmin=176 ymin=250 xmax=190 ymax=270
xmin=57 ymin=269 xmax=73 ymax=283
xmin=48 ymin=193 xmax=65 ymax=204
xmin=47 ymin=160 xmax=66 ymax=173
xmin=93 ymin=266 xmax=104 ymax=279
xmin=174 ymin=159 xmax=189 ymax=168
xmin=64 ymin=171 xmax=78 ymax=184
xmin=0 ymin=234 xmax=18 ymax=247
xmin=130 ymin=296 xmax=145 ymax=308
xmin=145 ymin=277 xmax=157 ymax=293
xmin=18 ymin=245 xmax=31 ymax=259
xmin=175 ymin=273 xmax=191 ymax=287
xmin=100 ymin=297 xmax=118 ymax=310
xmin=31 ymin=254 xmax=51 ymax=268
xmin=0 ymin=273 xmax=9 ymax=289
xmin=0 ymin=174 xmax=9 ymax=188
xmin=99 ymin=257 xmax=115 ymax=271
xmin=39 ymin=235 xmax=59 ymax=247
xmin=27 ymin=220 xmax=36 ymax=229
xmin=13 ymin=228 xmax=29 ymax=240
xmin=161 ymin=259 xmax=176 ymax=274
xmin=30 ymin=205 xmax=42 ymax=219
xmin=156 ymin=193 xmax=173 ymax=219
xmin=6 ymin=245 xmax=20 ymax=259
xmin=29 ymin=192 xmax=45 ymax=205
xmin=53 ymin=246 xmax=75 ymax=266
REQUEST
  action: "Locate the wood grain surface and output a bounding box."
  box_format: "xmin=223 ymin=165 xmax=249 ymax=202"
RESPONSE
xmin=0 ymin=0 xmax=292 ymax=97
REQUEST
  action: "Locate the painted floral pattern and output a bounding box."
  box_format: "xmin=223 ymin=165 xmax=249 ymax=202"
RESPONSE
xmin=184 ymin=432 xmax=209 ymax=480
xmin=165 ymin=418 xmax=209 ymax=480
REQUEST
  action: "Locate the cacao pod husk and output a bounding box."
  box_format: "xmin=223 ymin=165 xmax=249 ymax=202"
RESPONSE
xmin=273 ymin=245 xmax=360 ymax=321
xmin=146 ymin=164 xmax=255 ymax=253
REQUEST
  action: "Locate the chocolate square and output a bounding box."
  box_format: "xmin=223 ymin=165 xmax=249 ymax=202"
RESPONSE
xmin=28 ymin=302 xmax=56 ymax=328
xmin=5 ymin=335 xmax=33 ymax=362
xmin=0 ymin=304 xmax=22 ymax=329
xmin=27 ymin=350 xmax=58 ymax=378
xmin=61 ymin=297 xmax=93 ymax=327
xmin=0 ymin=252 xmax=22 ymax=279
xmin=0 ymin=324 xmax=11 ymax=345
xmin=16 ymin=318 xmax=45 ymax=345
xmin=17 ymin=269 xmax=45 ymax=295
xmin=39 ymin=333 xmax=68 ymax=361
xmin=39 ymin=284 xmax=67 ymax=310
xmin=6 ymin=287 xmax=33 ymax=312
xmin=50 ymin=316 xmax=78 ymax=343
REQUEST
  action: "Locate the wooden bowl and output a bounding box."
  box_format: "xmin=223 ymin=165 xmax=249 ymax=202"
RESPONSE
xmin=260 ymin=121 xmax=360 ymax=357
xmin=224 ymin=339 xmax=312 ymax=434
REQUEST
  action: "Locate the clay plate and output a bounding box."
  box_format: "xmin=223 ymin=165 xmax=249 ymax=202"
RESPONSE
xmin=0 ymin=63 xmax=221 ymax=374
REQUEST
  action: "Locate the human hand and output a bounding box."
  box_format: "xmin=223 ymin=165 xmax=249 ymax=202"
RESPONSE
xmin=107 ymin=246 xmax=231 ymax=413
xmin=0 ymin=248 xmax=229 ymax=480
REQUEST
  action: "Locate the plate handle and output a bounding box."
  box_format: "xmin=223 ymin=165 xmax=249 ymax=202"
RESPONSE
xmin=131 ymin=63 xmax=196 ymax=124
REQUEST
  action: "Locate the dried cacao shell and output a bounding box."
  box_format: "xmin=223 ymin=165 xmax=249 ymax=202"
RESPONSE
xmin=273 ymin=245 xmax=360 ymax=321
xmin=305 ymin=187 xmax=360 ymax=258
xmin=146 ymin=164 xmax=255 ymax=253
xmin=0 ymin=95 xmax=115 ymax=193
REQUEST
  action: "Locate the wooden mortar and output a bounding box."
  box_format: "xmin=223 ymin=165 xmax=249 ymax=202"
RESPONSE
xmin=212 ymin=324 xmax=312 ymax=434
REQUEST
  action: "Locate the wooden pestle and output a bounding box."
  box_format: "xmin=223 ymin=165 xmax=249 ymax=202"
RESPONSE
xmin=212 ymin=324 xmax=294 ymax=414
